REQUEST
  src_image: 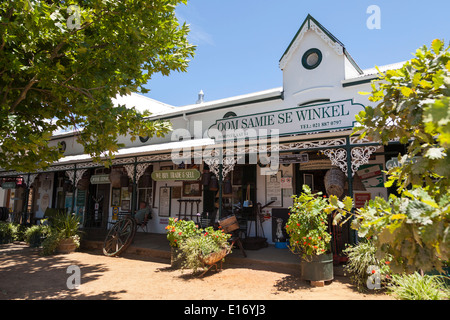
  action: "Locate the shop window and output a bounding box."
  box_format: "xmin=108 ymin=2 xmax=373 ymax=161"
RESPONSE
xmin=137 ymin=165 xmax=153 ymax=209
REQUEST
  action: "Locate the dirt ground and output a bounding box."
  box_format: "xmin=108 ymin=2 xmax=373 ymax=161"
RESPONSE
xmin=0 ymin=242 xmax=392 ymax=300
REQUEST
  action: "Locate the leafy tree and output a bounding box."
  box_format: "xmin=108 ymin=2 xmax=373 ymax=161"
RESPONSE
xmin=356 ymin=39 xmax=450 ymax=195
xmin=352 ymin=188 xmax=449 ymax=273
xmin=0 ymin=0 xmax=195 ymax=172
xmin=347 ymin=39 xmax=450 ymax=273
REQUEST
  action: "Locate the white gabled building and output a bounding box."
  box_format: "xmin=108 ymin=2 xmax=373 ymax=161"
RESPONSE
xmin=0 ymin=15 xmax=406 ymax=255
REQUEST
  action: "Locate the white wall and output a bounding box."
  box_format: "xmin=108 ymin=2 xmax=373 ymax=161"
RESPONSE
xmin=34 ymin=173 xmax=55 ymax=218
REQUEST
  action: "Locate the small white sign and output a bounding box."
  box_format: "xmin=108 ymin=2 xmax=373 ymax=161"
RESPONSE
xmin=280 ymin=177 xmax=292 ymax=189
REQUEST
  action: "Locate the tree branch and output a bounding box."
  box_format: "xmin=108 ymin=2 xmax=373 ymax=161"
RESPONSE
xmin=9 ymin=75 xmax=38 ymax=113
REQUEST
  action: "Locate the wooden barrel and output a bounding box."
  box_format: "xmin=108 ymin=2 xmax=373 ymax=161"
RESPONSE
xmin=324 ymin=167 xmax=345 ymax=197
xmin=218 ymin=215 xmax=239 ymax=233
xmin=301 ymin=253 xmax=334 ymax=282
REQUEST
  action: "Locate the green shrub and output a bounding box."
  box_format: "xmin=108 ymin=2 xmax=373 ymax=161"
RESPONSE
xmin=343 ymin=239 xmax=392 ymax=292
xmin=24 ymin=225 xmax=50 ymax=248
xmin=388 ymin=272 xmax=450 ymax=300
xmin=0 ymin=222 xmax=18 ymax=244
xmin=41 ymin=232 xmax=62 ymax=256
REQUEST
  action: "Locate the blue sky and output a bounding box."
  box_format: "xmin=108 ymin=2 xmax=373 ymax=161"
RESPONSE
xmin=144 ymin=0 xmax=450 ymax=107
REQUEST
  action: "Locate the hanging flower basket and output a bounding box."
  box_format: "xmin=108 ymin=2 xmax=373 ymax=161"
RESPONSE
xmin=109 ymin=169 xmax=122 ymax=188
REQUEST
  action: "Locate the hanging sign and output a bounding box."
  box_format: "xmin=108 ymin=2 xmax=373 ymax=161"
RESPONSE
xmin=385 ymin=156 xmax=420 ymax=170
xmin=209 ymin=99 xmax=364 ymax=140
xmin=279 ymin=153 xmax=309 ymax=164
xmin=76 ymin=190 xmax=87 ymax=207
xmin=90 ymin=174 xmax=110 ymax=184
xmin=354 ymin=192 xmax=371 ymax=208
xmin=151 ymin=169 xmax=201 ymax=181
xmin=1 ymin=182 xmax=16 ymax=189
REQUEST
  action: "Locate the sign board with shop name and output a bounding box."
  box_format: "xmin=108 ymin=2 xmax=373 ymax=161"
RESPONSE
xmin=1 ymin=182 xmax=16 ymax=189
xmin=151 ymin=169 xmax=201 ymax=181
xmin=209 ymin=99 xmax=364 ymax=140
xmin=90 ymin=174 xmax=110 ymax=184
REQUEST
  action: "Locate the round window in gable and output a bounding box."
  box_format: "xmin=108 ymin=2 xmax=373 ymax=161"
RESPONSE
xmin=139 ymin=135 xmax=149 ymax=143
xmin=58 ymin=141 xmax=66 ymax=152
xmin=302 ymin=48 xmax=322 ymax=70
xmin=223 ymin=111 xmax=237 ymax=118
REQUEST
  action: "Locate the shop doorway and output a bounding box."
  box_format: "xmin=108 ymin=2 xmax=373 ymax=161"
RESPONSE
xmin=295 ymin=169 xmax=327 ymax=195
xmin=85 ymin=180 xmax=110 ymax=229
xmin=202 ymin=164 xmax=256 ymax=225
xmin=295 ymin=165 xmax=350 ymax=263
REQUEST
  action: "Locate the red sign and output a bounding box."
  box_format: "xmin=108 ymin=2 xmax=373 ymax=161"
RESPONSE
xmin=354 ymin=192 xmax=371 ymax=208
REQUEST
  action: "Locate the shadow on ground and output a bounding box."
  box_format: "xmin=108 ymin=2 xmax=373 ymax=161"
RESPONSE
xmin=0 ymin=243 xmax=125 ymax=300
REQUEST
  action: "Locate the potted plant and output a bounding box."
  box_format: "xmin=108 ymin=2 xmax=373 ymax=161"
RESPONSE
xmin=41 ymin=213 xmax=82 ymax=255
xmin=178 ymin=226 xmax=232 ymax=275
xmin=285 ymin=185 xmax=352 ymax=285
xmin=166 ymin=218 xmax=201 ymax=268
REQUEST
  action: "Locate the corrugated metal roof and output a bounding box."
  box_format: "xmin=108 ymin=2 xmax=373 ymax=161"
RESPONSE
xmin=360 ymin=61 xmax=407 ymax=78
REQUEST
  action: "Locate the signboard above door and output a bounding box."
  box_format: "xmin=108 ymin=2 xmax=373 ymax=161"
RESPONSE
xmin=90 ymin=174 xmax=110 ymax=184
xmin=151 ymin=169 xmax=201 ymax=181
xmin=279 ymin=153 xmax=309 ymax=164
xmin=209 ymin=99 xmax=364 ymax=140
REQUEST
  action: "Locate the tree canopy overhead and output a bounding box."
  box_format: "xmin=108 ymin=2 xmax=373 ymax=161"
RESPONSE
xmin=0 ymin=0 xmax=195 ymax=172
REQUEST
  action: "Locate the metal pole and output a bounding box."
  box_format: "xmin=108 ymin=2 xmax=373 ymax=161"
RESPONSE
xmin=131 ymin=157 xmax=137 ymax=216
xmin=218 ymin=163 xmax=223 ymax=220
xmin=71 ymin=165 xmax=77 ymax=214
xmin=22 ymin=173 xmax=30 ymax=224
xmin=345 ymin=136 xmax=356 ymax=244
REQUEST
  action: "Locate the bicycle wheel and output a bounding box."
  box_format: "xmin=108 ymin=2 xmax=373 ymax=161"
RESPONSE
xmin=103 ymin=217 xmax=136 ymax=257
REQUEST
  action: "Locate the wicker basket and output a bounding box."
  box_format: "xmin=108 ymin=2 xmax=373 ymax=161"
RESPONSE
xmin=324 ymin=167 xmax=345 ymax=197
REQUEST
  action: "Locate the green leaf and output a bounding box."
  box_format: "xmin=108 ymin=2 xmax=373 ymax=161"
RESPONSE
xmin=400 ymin=86 xmax=414 ymax=97
xmin=431 ymin=39 xmax=443 ymax=54
xmin=343 ymin=196 xmax=353 ymax=211
xmin=378 ymin=227 xmax=395 ymax=244
xmin=419 ymin=79 xmax=433 ymax=89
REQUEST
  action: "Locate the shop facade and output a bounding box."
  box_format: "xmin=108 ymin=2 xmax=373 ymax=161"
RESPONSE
xmin=0 ymin=15 xmax=405 ymax=251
